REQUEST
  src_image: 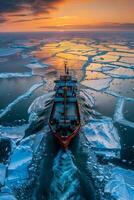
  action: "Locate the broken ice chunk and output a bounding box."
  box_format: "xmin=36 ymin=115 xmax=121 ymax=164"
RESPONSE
xmin=105 ymin=167 xmax=134 ymax=200
xmin=83 ymin=118 xmax=120 ymax=158
xmin=0 ymin=164 xmax=6 ymax=186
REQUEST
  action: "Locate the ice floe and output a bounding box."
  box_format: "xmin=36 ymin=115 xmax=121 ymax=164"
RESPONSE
xmin=7 ymin=146 xmax=33 ymax=184
xmin=81 ymin=78 xmax=112 ymax=91
xmin=0 ymin=193 xmax=16 ymax=200
xmin=107 ymin=51 xmax=134 ymax=58
xmin=0 ymin=72 xmax=32 ymax=79
xmin=105 ymin=67 xmax=134 ymax=79
xmin=6 ymin=131 xmax=45 ymax=187
xmin=105 ymin=167 xmax=134 ymax=200
xmin=0 ymin=82 xmax=44 ymax=119
xmin=57 ymin=52 xmax=88 ymax=61
xmin=0 ymin=164 xmax=6 ymax=186
xmin=120 ymin=56 xmax=134 ymax=64
xmin=93 ymin=54 xmax=119 ymax=63
xmin=83 ymin=117 xmax=121 ymax=158
xmin=0 ymin=125 xmax=27 ymax=142
xmin=26 ymin=60 xmax=49 ymax=69
xmin=28 ymin=91 xmax=55 ymax=114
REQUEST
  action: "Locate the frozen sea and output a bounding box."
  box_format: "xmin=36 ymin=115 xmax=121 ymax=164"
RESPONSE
xmin=0 ymin=31 xmax=134 ymax=200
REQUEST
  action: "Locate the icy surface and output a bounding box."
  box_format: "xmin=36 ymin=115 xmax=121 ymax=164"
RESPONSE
xmin=28 ymin=91 xmax=55 ymax=114
xmin=7 ymin=146 xmax=33 ymax=184
xmin=26 ymin=62 xmax=49 ymax=69
xmin=83 ymin=118 xmax=120 ymax=157
xmin=105 ymin=167 xmax=134 ymax=200
xmin=6 ymin=131 xmax=45 ymax=187
xmin=0 ymin=73 xmax=32 ymax=79
xmin=0 ymin=164 xmax=6 ymax=186
xmin=81 ymin=78 xmax=112 ymax=91
xmin=19 ymin=132 xmax=44 ymax=153
xmin=0 ymin=193 xmax=17 ymax=200
xmin=0 ymin=125 xmax=27 ymax=142
xmin=0 ymin=48 xmax=22 ymax=57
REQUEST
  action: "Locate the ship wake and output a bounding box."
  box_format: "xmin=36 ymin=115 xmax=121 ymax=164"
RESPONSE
xmin=49 ymin=150 xmax=82 ymax=200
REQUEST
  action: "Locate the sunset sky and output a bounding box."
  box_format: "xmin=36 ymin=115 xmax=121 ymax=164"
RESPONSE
xmin=0 ymin=0 xmax=134 ymax=32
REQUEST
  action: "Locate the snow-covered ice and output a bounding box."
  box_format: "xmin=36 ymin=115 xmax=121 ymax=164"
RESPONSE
xmin=0 ymin=193 xmax=17 ymax=200
xmin=105 ymin=167 xmax=134 ymax=200
xmin=0 ymin=164 xmax=6 ymax=186
xmin=81 ymin=78 xmax=112 ymax=91
xmin=19 ymin=132 xmax=44 ymax=153
xmin=26 ymin=62 xmax=49 ymax=69
xmin=7 ymin=146 xmax=33 ymax=184
xmin=6 ymin=131 xmax=45 ymax=188
xmin=0 ymin=72 xmax=32 ymax=79
xmin=28 ymin=91 xmax=54 ymax=114
xmin=0 ymin=125 xmax=27 ymax=142
xmin=83 ymin=117 xmax=121 ymax=158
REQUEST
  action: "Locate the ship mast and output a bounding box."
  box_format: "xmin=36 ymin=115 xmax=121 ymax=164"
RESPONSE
xmin=64 ymin=61 xmax=67 ymax=127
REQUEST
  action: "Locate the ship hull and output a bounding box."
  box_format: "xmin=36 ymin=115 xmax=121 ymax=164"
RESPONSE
xmin=49 ymin=72 xmax=81 ymax=148
xmin=49 ymin=124 xmax=81 ymax=148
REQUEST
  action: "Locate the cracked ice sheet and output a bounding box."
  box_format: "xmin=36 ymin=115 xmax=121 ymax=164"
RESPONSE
xmin=0 ymin=193 xmax=16 ymax=200
xmin=26 ymin=61 xmax=49 ymax=69
xmin=56 ymin=52 xmax=88 ymax=61
xmin=0 ymin=164 xmax=6 ymax=185
xmin=105 ymin=167 xmax=134 ymax=200
xmin=6 ymin=132 xmax=45 ymax=187
xmin=107 ymin=44 xmax=131 ymax=51
xmin=105 ymin=67 xmax=134 ymax=78
xmin=83 ymin=118 xmax=121 ymax=158
xmin=107 ymin=51 xmax=134 ymax=57
xmin=85 ymin=70 xmax=109 ymax=80
xmin=86 ymin=63 xmax=116 ymax=72
xmin=0 ymin=125 xmax=27 ymax=142
xmin=111 ymin=61 xmax=133 ymax=68
xmin=93 ymin=54 xmax=119 ymax=63
xmin=120 ymin=56 xmax=134 ymax=64
xmin=59 ymin=41 xmax=90 ymax=51
xmin=28 ymin=92 xmax=55 ymax=114
xmin=109 ymin=78 xmax=134 ymax=98
xmin=81 ymin=78 xmax=112 ymax=91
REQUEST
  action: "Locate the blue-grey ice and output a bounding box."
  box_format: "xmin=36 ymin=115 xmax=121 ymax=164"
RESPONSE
xmin=105 ymin=167 xmax=134 ymax=200
xmin=81 ymin=78 xmax=112 ymax=91
xmin=0 ymin=164 xmax=6 ymax=186
xmin=0 ymin=72 xmax=32 ymax=79
xmin=83 ymin=117 xmax=121 ymax=158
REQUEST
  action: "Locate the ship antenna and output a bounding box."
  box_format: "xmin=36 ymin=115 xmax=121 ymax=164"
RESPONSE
xmin=67 ymin=67 xmax=69 ymax=75
xmin=64 ymin=61 xmax=67 ymax=74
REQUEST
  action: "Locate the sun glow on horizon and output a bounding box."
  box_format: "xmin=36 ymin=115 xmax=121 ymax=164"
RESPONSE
xmin=0 ymin=0 xmax=133 ymax=32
